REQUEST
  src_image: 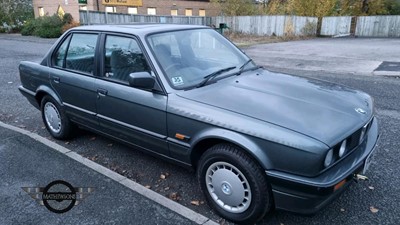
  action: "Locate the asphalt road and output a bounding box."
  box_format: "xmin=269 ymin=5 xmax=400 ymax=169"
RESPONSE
xmin=1 ymin=34 xmax=399 ymax=225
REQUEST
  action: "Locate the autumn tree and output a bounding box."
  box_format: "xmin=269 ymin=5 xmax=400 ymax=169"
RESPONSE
xmin=385 ymin=0 xmax=400 ymax=14
xmin=286 ymin=0 xmax=337 ymax=17
xmin=211 ymin=0 xmax=261 ymax=16
xmin=335 ymin=0 xmax=388 ymax=15
xmin=266 ymin=0 xmax=392 ymax=16
xmin=0 ymin=0 xmax=33 ymax=28
xmin=266 ymin=0 xmax=290 ymax=15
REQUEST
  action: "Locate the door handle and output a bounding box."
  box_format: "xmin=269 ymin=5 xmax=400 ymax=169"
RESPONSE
xmin=53 ymin=77 xmax=60 ymax=83
xmin=97 ymin=89 xmax=108 ymax=97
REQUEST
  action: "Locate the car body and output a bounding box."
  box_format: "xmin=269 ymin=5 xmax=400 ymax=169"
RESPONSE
xmin=18 ymin=24 xmax=379 ymax=224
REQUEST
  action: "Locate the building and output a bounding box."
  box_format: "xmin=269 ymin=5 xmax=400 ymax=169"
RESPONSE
xmin=32 ymin=0 xmax=217 ymax=22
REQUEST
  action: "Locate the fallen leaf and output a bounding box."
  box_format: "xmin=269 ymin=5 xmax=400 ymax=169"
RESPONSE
xmin=355 ymin=174 xmax=368 ymax=181
xmin=368 ymin=186 xmax=375 ymax=190
xmin=89 ymin=155 xmax=98 ymax=161
xmin=168 ymin=192 xmax=181 ymax=201
xmin=160 ymin=174 xmax=166 ymax=179
xmin=370 ymin=206 xmax=379 ymax=213
xmin=191 ymin=200 xmax=200 ymax=206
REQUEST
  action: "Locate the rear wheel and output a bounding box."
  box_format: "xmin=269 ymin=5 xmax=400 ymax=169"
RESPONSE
xmin=41 ymin=96 xmax=73 ymax=139
xmin=197 ymin=143 xmax=273 ymax=224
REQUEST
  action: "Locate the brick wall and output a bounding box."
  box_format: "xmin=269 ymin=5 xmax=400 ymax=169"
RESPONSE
xmin=33 ymin=0 xmax=218 ymax=21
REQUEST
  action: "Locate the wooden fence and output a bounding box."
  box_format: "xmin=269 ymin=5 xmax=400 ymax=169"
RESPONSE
xmin=80 ymin=11 xmax=400 ymax=38
xmin=321 ymin=16 xmax=352 ymax=36
xmin=321 ymin=15 xmax=400 ymax=37
xmin=356 ymin=16 xmax=400 ymax=37
xmin=212 ymin=15 xmax=318 ymax=36
xmin=79 ymin=11 xmax=212 ymax=26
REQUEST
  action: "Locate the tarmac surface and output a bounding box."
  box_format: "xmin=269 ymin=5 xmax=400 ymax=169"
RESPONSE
xmin=0 ymin=122 xmax=217 ymax=225
xmin=1 ymin=33 xmax=400 ymax=225
xmin=245 ymin=37 xmax=400 ymax=77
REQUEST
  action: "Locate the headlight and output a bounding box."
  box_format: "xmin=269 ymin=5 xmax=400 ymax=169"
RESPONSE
xmin=324 ymin=149 xmax=333 ymax=167
xmin=339 ymin=139 xmax=347 ymax=157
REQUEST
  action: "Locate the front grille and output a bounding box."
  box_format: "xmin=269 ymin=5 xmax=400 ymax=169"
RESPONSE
xmin=345 ymin=117 xmax=374 ymax=152
xmin=332 ymin=117 xmax=374 ymax=157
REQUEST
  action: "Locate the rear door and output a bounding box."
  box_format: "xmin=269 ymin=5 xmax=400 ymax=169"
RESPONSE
xmin=49 ymin=32 xmax=99 ymax=128
xmin=95 ymin=33 xmax=169 ymax=156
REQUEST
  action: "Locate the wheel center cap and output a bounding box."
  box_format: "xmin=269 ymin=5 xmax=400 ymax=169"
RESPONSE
xmin=221 ymin=182 xmax=232 ymax=195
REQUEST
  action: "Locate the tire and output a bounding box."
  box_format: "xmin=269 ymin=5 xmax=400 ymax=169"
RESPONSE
xmin=41 ymin=95 xmax=73 ymax=140
xmin=197 ymin=143 xmax=273 ymax=225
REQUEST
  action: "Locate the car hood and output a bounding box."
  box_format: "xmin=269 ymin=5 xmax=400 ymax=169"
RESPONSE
xmin=176 ymin=69 xmax=373 ymax=146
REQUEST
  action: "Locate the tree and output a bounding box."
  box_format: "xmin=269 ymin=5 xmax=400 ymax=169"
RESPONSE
xmin=211 ymin=0 xmax=260 ymax=16
xmin=286 ymin=0 xmax=338 ymax=17
xmin=385 ymin=0 xmax=400 ymax=14
xmin=266 ymin=0 xmax=290 ymax=15
xmin=335 ymin=0 xmax=388 ymax=15
xmin=367 ymin=0 xmax=388 ymax=15
xmin=0 ymin=0 xmax=34 ymax=30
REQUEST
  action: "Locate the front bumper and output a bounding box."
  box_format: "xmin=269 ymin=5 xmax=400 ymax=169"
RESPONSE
xmin=266 ymin=117 xmax=379 ymax=214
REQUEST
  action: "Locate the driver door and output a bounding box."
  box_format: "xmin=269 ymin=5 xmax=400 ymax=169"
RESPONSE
xmin=95 ymin=34 xmax=169 ymax=156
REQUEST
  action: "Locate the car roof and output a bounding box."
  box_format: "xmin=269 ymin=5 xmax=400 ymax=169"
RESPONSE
xmin=72 ymin=24 xmax=210 ymax=35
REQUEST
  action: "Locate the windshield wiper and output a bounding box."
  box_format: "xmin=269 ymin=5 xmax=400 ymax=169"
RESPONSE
xmin=197 ymin=66 xmax=236 ymax=88
xmin=236 ymin=59 xmax=253 ymax=76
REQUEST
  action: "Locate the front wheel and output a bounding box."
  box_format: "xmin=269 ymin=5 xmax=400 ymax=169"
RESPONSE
xmin=197 ymin=144 xmax=273 ymax=224
xmin=41 ymin=96 xmax=73 ymax=139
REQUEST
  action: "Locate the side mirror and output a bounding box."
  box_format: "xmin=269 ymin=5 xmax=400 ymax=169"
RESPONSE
xmin=128 ymin=72 xmax=155 ymax=90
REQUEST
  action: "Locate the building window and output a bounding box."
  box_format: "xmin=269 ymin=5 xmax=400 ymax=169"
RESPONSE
xmin=105 ymin=6 xmax=116 ymax=13
xmin=147 ymin=7 xmax=156 ymax=15
xmin=199 ymin=9 xmax=206 ymax=17
xmin=38 ymin=7 xmax=45 ymax=17
xmin=80 ymin=6 xmax=88 ymax=10
xmin=171 ymin=9 xmax=178 ymax=16
xmin=128 ymin=7 xmax=138 ymax=14
xmin=185 ymin=9 xmax=193 ymax=16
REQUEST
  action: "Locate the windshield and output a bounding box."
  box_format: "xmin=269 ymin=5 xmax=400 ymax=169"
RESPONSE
xmin=147 ymin=29 xmax=255 ymax=89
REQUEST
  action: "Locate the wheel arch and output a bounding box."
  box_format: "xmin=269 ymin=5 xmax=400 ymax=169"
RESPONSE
xmin=190 ymin=128 xmax=272 ymax=171
xmin=35 ymin=85 xmax=62 ymax=107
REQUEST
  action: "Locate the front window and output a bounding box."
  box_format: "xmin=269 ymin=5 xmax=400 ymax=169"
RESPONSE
xmin=38 ymin=7 xmax=45 ymax=17
xmin=199 ymin=9 xmax=206 ymax=17
xmin=105 ymin=6 xmax=116 ymax=13
xmin=171 ymin=9 xmax=178 ymax=16
xmin=147 ymin=29 xmax=254 ymax=89
xmin=147 ymin=7 xmax=156 ymax=15
xmin=128 ymin=7 xmax=138 ymax=14
xmin=103 ymin=35 xmax=150 ymax=84
xmin=185 ymin=9 xmax=193 ymax=16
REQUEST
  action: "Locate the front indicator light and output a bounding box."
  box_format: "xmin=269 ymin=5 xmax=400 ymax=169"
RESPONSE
xmin=324 ymin=149 xmax=333 ymax=167
xmin=334 ymin=179 xmax=346 ymax=191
